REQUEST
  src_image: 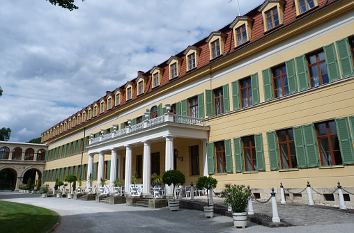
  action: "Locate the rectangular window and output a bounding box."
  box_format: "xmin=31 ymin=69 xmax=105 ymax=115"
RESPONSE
xmin=272 ymin=64 xmax=289 ymax=98
xmin=315 ymin=121 xmax=342 ymax=166
xmin=115 ymin=94 xmax=120 ymax=106
xmin=100 ymin=102 xmax=105 ymax=113
xmin=107 ymin=98 xmax=112 ymax=109
xmin=214 ymin=141 xmax=226 ymax=173
xmin=240 ymin=77 xmax=252 ymax=108
xmin=152 ymin=73 xmax=160 ymax=88
xmin=211 ymin=39 xmax=221 ymax=59
xmin=242 ymin=136 xmax=257 ymax=171
xmin=190 ymin=145 xmax=200 ymax=176
xmin=265 ymin=7 xmax=279 ymax=31
xmin=213 ymin=87 xmax=224 ymax=115
xmin=307 ymin=49 xmax=329 ymax=88
xmin=127 ymin=87 xmax=132 ymax=100
xmin=235 ymin=24 xmax=248 ymax=46
xmin=151 ymin=152 xmax=160 ymax=175
xmin=137 ymin=81 xmax=144 ymax=95
xmin=170 ymin=63 xmax=178 ymax=79
xmin=136 ymin=155 xmax=142 ymax=178
xmin=188 ymin=53 xmax=196 ymax=70
xmin=349 ymin=36 xmax=354 ymax=65
xmin=277 ymin=129 xmax=297 ymax=169
xmin=188 ymin=96 xmax=198 ymax=118
xmin=298 ymin=0 xmax=315 ymax=14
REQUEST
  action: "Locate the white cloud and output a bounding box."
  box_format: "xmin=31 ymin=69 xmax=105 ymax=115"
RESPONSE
xmin=0 ymin=0 xmax=264 ymax=142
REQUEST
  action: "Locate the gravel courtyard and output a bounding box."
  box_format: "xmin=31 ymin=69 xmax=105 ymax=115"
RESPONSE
xmin=1 ymin=192 xmax=353 ymax=233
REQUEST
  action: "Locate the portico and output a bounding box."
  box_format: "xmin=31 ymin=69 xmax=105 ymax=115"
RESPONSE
xmin=86 ymin=113 xmax=209 ymax=196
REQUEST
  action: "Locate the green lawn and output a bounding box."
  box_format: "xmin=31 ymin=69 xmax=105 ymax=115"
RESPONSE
xmin=0 ymin=200 xmax=59 ymax=233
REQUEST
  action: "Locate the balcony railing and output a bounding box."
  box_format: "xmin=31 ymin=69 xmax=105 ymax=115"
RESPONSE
xmin=89 ymin=113 xmax=205 ymax=145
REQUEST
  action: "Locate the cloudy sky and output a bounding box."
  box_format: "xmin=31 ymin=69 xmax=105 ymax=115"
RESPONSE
xmin=0 ymin=0 xmax=263 ymax=142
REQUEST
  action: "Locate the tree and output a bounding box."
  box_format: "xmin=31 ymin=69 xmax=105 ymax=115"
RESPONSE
xmin=28 ymin=137 xmax=41 ymax=144
xmin=0 ymin=128 xmax=11 ymax=141
xmin=47 ymin=0 xmax=83 ymax=11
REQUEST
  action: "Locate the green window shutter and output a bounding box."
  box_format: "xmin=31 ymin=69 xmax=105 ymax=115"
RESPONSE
xmin=176 ymin=102 xmax=182 ymax=115
xmin=45 ymin=151 xmax=48 ymax=161
xmin=77 ymin=140 xmax=82 ymax=153
xmin=251 ymin=73 xmax=260 ymax=105
xmin=207 ymin=143 xmax=215 ymax=175
xmin=262 ymin=69 xmax=273 ymax=101
xmin=70 ymin=166 xmax=74 ymax=176
xmin=162 ymin=107 xmax=167 ymax=114
xmin=120 ymin=123 xmax=125 ymax=129
xmin=107 ymin=160 xmax=111 ymax=180
xmin=181 ymin=99 xmax=188 ymax=116
xmin=335 ymin=118 xmax=354 ymax=164
xmin=73 ymin=141 xmax=77 ymax=155
xmin=93 ymin=163 xmax=97 ymax=180
xmin=267 ymin=131 xmax=279 ymax=171
xmin=131 ymin=118 xmax=137 ymax=125
xmin=205 ymin=90 xmax=214 ymax=117
xmin=157 ymin=103 xmax=163 ymax=116
xmin=295 ymin=55 xmax=309 ymax=91
xmin=233 ymin=138 xmax=243 ymax=172
xmin=294 ymin=126 xmax=308 ymax=169
xmin=198 ymin=93 xmax=205 ymax=119
xmin=67 ymin=144 xmax=71 ymax=157
xmin=350 ymin=116 xmax=354 ymax=150
xmin=336 ymin=38 xmax=353 ymax=78
xmin=324 ymin=43 xmax=340 ymax=82
xmin=224 ymin=139 xmax=233 ymax=173
xmin=222 ymin=84 xmax=230 ymax=113
xmin=303 ymin=124 xmax=319 ymax=168
xmin=254 ymin=134 xmax=265 ymax=171
xmin=232 ymin=81 xmax=240 ymax=111
xmin=286 ymin=59 xmax=298 ymax=94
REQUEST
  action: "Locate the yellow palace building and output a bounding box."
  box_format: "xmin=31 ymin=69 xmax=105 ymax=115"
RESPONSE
xmin=41 ymin=0 xmax=354 ymax=206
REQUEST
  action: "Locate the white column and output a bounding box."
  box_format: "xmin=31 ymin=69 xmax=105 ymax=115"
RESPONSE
xmin=271 ymin=188 xmax=280 ymax=223
xmin=143 ymin=141 xmax=151 ymax=196
xmin=202 ymin=139 xmax=208 ymax=176
xmin=165 ymin=136 xmax=174 ymax=196
xmin=280 ymin=183 xmax=286 ymax=205
xmin=34 ymin=153 xmax=38 ymax=161
xmin=306 ymin=182 xmax=314 ymax=206
xmin=8 ymin=151 xmax=13 ymax=160
xmin=124 ymin=145 xmax=132 ymax=195
xmin=337 ymin=183 xmax=347 ymax=210
xmin=86 ymin=153 xmax=94 ymax=188
xmin=109 ymin=149 xmax=118 ymax=187
xmin=97 ymin=151 xmax=105 ymax=187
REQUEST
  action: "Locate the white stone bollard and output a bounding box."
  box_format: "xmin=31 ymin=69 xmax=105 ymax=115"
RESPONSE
xmin=190 ymin=185 xmax=195 ymax=200
xmin=337 ymin=182 xmax=347 ymax=210
xmin=247 ymin=198 xmax=254 ymax=215
xmin=208 ymin=189 xmax=214 ymax=206
xmin=306 ymin=182 xmax=314 ymax=206
xmin=280 ymin=183 xmax=286 ymax=205
xmin=271 ymin=188 xmax=280 ymax=223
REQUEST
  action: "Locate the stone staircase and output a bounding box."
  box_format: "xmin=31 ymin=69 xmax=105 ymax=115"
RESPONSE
xmin=134 ymin=198 xmax=149 ymax=207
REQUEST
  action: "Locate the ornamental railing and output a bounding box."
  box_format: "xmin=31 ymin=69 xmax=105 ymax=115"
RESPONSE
xmin=89 ymin=113 xmax=205 ymax=145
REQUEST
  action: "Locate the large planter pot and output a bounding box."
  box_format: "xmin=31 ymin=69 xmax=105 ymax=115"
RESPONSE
xmin=56 ymin=193 xmax=62 ymax=198
xmin=67 ymin=193 xmax=73 ymax=199
xmin=232 ymin=212 xmax=248 ymax=228
xmin=41 ymin=193 xmax=47 ymax=198
xmin=168 ymin=199 xmax=180 ymax=211
xmin=204 ymin=206 xmax=214 ymax=218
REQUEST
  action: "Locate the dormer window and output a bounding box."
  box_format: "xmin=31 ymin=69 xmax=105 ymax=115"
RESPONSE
xmin=88 ymin=108 xmax=92 ymax=119
xmin=187 ymin=53 xmax=196 ymax=70
xmin=260 ymin=0 xmax=284 ymax=32
xmin=170 ymin=62 xmax=178 ymax=79
xmin=296 ymin=0 xmax=317 ymax=15
xmin=115 ymin=92 xmax=120 ymax=106
xmin=235 ymin=24 xmax=247 ymax=46
xmin=82 ymin=111 xmax=86 ymax=122
xmin=137 ymin=78 xmax=144 ymax=96
xmin=265 ymin=7 xmax=279 ymax=31
xmin=93 ymin=105 xmax=98 ymax=117
xmin=107 ymin=97 xmax=112 ymax=109
xmin=167 ymin=57 xmax=179 ymax=80
xmin=211 ymin=39 xmax=221 ymax=59
xmin=100 ymin=101 xmax=105 ymax=113
xmin=126 ymin=86 xmax=132 ymax=100
xmin=153 ymin=73 xmax=159 ymax=87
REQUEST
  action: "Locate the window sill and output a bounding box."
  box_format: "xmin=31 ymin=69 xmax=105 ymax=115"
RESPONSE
xmin=296 ymin=6 xmax=319 ymax=18
xmin=319 ymin=165 xmax=344 ymax=169
xmin=213 ymin=173 xmax=228 ymax=176
xmin=279 ymin=168 xmax=299 ymax=172
xmin=264 ymin=23 xmax=283 ymax=35
xmin=242 ymin=171 xmax=258 ymax=174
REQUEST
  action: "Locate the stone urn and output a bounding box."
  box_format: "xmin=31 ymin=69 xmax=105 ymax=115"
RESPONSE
xmin=168 ymin=199 xmax=180 ymax=211
xmin=204 ymin=205 xmax=214 ymax=218
xmin=232 ymin=212 xmax=248 ymax=228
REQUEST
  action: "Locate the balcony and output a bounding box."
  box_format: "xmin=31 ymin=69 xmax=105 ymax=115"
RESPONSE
xmin=89 ymin=113 xmax=206 ymax=146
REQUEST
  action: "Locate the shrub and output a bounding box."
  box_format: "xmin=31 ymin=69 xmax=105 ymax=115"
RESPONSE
xmin=39 ymin=185 xmax=49 ymax=194
xmin=114 ymin=179 xmax=122 ymax=187
xmin=196 ymin=176 xmax=217 ymax=206
xmin=162 ymin=170 xmax=185 ymax=199
xmin=151 ymin=173 xmax=162 ymax=186
xmin=64 ymin=175 xmax=77 ymax=193
xmin=54 ymin=179 xmax=64 ymax=191
xmin=222 ymin=184 xmax=251 ymax=213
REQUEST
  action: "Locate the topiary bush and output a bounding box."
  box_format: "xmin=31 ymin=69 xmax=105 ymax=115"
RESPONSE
xmin=196 ymin=176 xmax=217 ymax=206
xmin=222 ymin=184 xmax=251 ymax=213
xmin=162 ymin=170 xmax=185 ymax=199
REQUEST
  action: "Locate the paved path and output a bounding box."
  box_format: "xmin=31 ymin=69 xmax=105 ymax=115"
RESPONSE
xmin=1 ymin=192 xmax=354 ymax=233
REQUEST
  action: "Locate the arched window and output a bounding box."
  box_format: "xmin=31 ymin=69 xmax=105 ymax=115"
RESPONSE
xmin=12 ymin=147 xmax=22 ymax=160
xmin=25 ymin=148 xmax=35 ymax=160
xmin=37 ymin=149 xmax=46 ymax=161
xmin=0 ymin=146 xmax=10 ymax=160
xmin=150 ymin=106 xmax=158 ymax=119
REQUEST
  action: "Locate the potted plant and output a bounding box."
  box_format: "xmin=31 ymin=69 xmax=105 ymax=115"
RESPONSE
xmin=162 ymin=170 xmax=185 ymax=211
xmin=151 ymin=173 xmax=162 ymax=187
xmin=64 ymin=175 xmax=77 ymax=199
xmin=39 ymin=185 xmax=49 ymax=198
xmin=196 ymin=176 xmax=217 ymax=218
xmin=54 ymin=179 xmax=64 ymax=198
xmin=222 ymin=184 xmax=251 ymax=228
